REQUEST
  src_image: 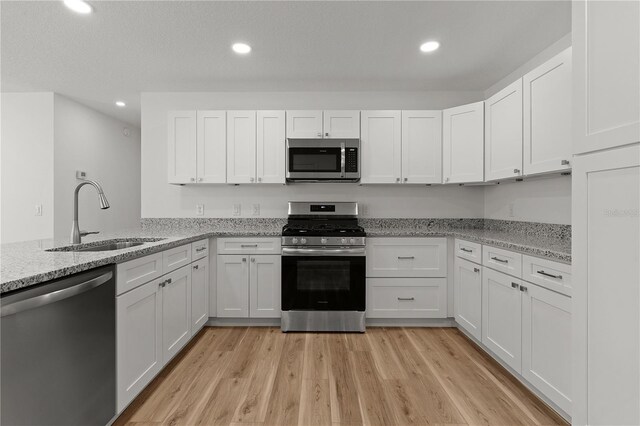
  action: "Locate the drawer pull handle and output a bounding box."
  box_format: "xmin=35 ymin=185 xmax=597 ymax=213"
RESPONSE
xmin=196 ymin=247 xmax=206 ymax=252
xmin=398 ymin=297 xmax=415 ymax=301
xmin=536 ymin=270 xmax=562 ymax=279
xmin=474 ymin=267 xmax=480 ymax=273
xmin=460 ymin=248 xmax=472 ymax=253
xmin=511 ymin=282 xmax=519 ymax=289
xmin=241 ymin=244 xmax=258 ymax=248
xmin=491 ymin=256 xmax=508 ymax=263
xmin=397 ymin=256 xmax=415 ymax=260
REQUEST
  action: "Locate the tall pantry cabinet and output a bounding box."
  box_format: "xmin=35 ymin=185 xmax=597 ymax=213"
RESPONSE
xmin=572 ymin=1 xmax=640 ymax=425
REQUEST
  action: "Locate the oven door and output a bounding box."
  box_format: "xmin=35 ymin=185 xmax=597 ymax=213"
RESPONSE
xmin=281 ymin=247 xmax=366 ymax=311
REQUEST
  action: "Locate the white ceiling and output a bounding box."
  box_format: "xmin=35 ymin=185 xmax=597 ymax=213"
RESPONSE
xmin=1 ymin=1 xmax=571 ymax=126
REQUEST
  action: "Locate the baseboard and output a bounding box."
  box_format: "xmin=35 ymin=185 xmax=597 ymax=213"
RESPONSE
xmin=455 ymin=324 xmax=571 ymax=423
xmin=206 ymin=317 xmax=456 ymax=328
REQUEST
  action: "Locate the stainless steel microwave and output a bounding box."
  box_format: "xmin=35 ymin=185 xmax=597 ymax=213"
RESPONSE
xmin=286 ymin=138 xmax=360 ymax=183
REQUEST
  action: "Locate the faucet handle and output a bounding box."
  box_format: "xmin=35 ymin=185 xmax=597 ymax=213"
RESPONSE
xmin=79 ymin=230 xmax=100 ymax=237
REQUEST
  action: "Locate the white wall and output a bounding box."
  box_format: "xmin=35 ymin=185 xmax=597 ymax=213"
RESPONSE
xmin=1 ymin=93 xmax=55 ymax=243
xmin=53 ymin=95 xmax=141 ymax=239
xmin=141 ymin=91 xmax=486 ymax=219
xmin=484 ymin=176 xmax=571 ymax=225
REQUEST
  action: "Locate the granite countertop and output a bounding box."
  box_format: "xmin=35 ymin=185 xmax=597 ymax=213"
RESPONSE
xmin=1 ymin=218 xmax=570 ymax=295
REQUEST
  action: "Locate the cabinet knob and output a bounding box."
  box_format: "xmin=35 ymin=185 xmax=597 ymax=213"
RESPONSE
xmin=242 ymin=258 xmax=247 ymax=262
xmin=249 ymin=177 xmax=255 ymax=182
xmin=511 ymin=282 xmax=519 ymax=289
xmin=513 ymin=169 xmax=521 ymax=174
xmin=198 ymin=178 xmax=203 ymax=182
xmin=474 ymin=267 xmax=480 ymax=273
xmin=404 ymin=177 xmax=408 ymax=182
xmin=190 ymin=177 xmax=195 ymax=182
xmin=520 ymin=286 xmax=528 ymax=293
xmin=193 ymin=264 xmax=199 ymax=270
xmin=325 ymin=132 xmax=329 ymax=137
xmin=445 ymin=177 xmax=450 ymax=183
xmin=251 ymin=258 xmax=255 ymax=263
xmin=317 ymin=132 xmax=322 ymax=138
xmin=396 ymin=177 xmax=400 ymax=183
xmin=258 ymin=177 xmax=262 ymax=182
xmin=561 ymin=159 xmax=570 ymax=166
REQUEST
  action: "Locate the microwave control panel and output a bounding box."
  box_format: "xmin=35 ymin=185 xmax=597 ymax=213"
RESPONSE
xmin=345 ymin=148 xmax=358 ymax=173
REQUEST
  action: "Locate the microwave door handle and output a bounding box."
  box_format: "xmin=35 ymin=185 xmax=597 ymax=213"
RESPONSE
xmin=340 ymin=142 xmax=346 ymax=178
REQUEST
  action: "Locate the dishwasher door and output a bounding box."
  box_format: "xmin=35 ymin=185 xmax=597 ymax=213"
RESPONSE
xmin=1 ymin=265 xmax=116 ymax=426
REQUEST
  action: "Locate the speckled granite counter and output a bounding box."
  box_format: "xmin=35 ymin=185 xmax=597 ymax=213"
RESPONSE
xmin=1 ymin=218 xmax=570 ymax=294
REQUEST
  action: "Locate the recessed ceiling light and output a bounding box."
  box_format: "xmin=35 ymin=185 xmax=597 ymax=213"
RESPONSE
xmin=232 ymin=43 xmax=252 ymax=55
xmin=420 ymin=41 xmax=440 ymax=53
xmin=115 ymin=101 xmax=126 ymax=107
xmin=63 ymin=0 xmax=92 ymax=14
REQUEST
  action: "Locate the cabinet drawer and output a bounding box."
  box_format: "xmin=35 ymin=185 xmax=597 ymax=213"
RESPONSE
xmin=116 ymin=252 xmax=163 ymax=295
xmin=482 ymin=245 xmax=522 ymax=278
xmin=522 ymin=255 xmax=572 ymax=296
xmin=191 ymin=239 xmax=209 ymax=261
xmin=217 ymin=238 xmax=281 ymax=255
xmin=163 ymin=244 xmax=192 ymax=273
xmin=366 ymin=237 xmax=447 ymax=278
xmin=366 ymin=278 xmax=447 ymax=318
xmin=455 ymin=239 xmax=482 ymax=263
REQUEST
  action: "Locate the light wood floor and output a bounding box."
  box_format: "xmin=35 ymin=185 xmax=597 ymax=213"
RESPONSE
xmin=114 ymin=326 xmax=568 ymax=426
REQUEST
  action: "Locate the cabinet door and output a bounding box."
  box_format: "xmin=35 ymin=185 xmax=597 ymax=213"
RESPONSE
xmin=573 ymin=144 xmax=640 ymax=425
xmin=367 ymin=278 xmax=447 ymax=319
xmin=521 ymin=283 xmax=572 ymax=415
xmin=286 ymin=110 xmax=323 ymax=139
xmin=323 ymin=110 xmax=360 ymax=138
xmin=523 ymin=48 xmax=572 ymax=176
xmin=401 ymin=110 xmax=442 ymax=184
xmin=249 ymin=255 xmax=281 ymax=318
xmin=454 ymin=257 xmax=482 ymax=341
xmin=256 ymin=110 xmax=285 ymax=184
xmin=443 ymin=102 xmax=484 ymax=184
xmin=482 ymin=267 xmax=522 ymax=373
xmin=162 ymin=265 xmax=192 ymax=363
xmin=168 ymin=110 xmax=196 ymax=184
xmin=485 ymin=80 xmax=523 ymax=181
xmin=190 ymin=257 xmax=209 ymax=335
xmin=216 ymin=255 xmax=249 ymax=317
xmin=227 ymin=110 xmax=257 ymax=184
xmin=116 ymin=277 xmax=163 ymax=412
xmin=573 ymin=0 xmax=640 ymax=155
xmin=196 ymin=110 xmax=226 ymax=183
xmin=360 ymin=111 xmax=402 ymax=184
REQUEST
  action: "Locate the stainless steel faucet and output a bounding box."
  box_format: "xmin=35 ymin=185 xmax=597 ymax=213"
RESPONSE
xmin=71 ymin=179 xmax=110 ymax=244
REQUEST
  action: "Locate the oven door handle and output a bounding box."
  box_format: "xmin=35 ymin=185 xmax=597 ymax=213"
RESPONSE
xmin=282 ymin=247 xmax=365 ymax=257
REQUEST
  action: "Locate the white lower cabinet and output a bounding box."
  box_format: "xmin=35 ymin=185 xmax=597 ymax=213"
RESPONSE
xmin=190 ymin=257 xmax=209 ymax=334
xmin=217 ymin=248 xmax=281 ymax=318
xmin=454 ymin=257 xmax=482 ymax=341
xmin=367 ymin=278 xmax=446 ymax=318
xmin=521 ymin=282 xmax=572 ymax=414
xmin=116 ymin=277 xmax=163 ymax=412
xmin=161 ymin=265 xmax=192 ymax=363
xmin=482 ymin=267 xmax=523 ymax=373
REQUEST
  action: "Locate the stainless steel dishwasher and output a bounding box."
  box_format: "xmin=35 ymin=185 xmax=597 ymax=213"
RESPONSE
xmin=1 ymin=265 xmax=116 ymax=425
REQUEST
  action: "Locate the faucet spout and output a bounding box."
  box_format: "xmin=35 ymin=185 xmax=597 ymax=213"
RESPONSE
xmin=71 ymin=179 xmax=110 ymax=244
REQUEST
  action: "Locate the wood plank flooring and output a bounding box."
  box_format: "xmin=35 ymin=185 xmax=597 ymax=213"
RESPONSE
xmin=114 ymin=327 xmax=568 ymax=426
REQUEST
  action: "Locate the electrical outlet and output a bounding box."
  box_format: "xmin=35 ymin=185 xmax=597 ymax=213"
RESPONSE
xmin=508 ymin=203 xmax=515 ymax=218
xmin=35 ymin=204 xmax=43 ymax=216
xmin=252 ymin=204 xmax=260 ymax=216
xmin=196 ymin=204 xmax=204 ymax=216
xmin=233 ymin=204 xmax=241 ymax=216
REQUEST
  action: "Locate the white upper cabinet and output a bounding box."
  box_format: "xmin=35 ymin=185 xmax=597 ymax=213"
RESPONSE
xmin=442 ymin=102 xmax=484 ymax=184
xmin=401 ymin=110 xmax=442 ymax=184
xmin=256 ymin=110 xmax=285 ymax=184
xmin=168 ymin=111 xmax=197 ymax=184
xmin=360 ymin=110 xmax=402 ymax=184
xmin=226 ymin=110 xmax=257 ymax=184
xmin=286 ymin=110 xmax=323 ymax=138
xmin=523 ymin=48 xmax=572 ymax=176
xmin=573 ymin=0 xmax=640 ymax=154
xmin=196 ymin=111 xmax=226 ymax=183
xmin=485 ymin=80 xmax=523 ymax=181
xmin=323 ymin=110 xmax=360 ymax=138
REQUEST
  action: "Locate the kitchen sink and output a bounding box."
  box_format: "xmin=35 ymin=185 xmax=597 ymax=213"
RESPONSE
xmin=47 ymin=238 xmax=165 ymax=252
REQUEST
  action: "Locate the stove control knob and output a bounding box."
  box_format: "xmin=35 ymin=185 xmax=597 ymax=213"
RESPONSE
xmin=350 ymin=238 xmax=356 ymax=244
xmin=300 ymin=238 xmax=307 ymax=244
xmin=292 ymin=238 xmax=298 ymax=244
xmin=341 ymin=238 xmax=347 ymax=244
xmin=321 ymin=238 xmax=328 ymax=244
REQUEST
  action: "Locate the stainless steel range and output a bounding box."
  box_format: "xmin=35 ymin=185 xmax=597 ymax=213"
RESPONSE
xmin=281 ymin=202 xmax=366 ymax=332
